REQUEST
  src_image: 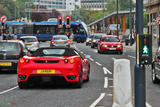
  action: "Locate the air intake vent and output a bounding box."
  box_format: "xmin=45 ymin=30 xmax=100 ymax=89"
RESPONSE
xmin=34 ymin=60 xmax=59 ymax=63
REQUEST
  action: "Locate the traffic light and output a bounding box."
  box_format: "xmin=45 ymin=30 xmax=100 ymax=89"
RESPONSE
xmin=66 ymin=16 xmax=70 ymax=28
xmin=58 ymin=16 xmax=63 ymax=28
xmin=139 ymin=34 xmax=152 ymax=65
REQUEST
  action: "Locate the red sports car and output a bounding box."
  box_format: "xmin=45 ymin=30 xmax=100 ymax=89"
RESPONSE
xmin=17 ymin=47 xmax=90 ymax=89
xmin=97 ymin=36 xmax=123 ymax=54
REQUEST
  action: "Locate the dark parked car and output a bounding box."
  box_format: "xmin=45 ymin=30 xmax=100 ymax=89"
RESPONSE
xmin=0 ymin=40 xmax=29 ymax=71
xmin=86 ymin=35 xmax=93 ymax=46
xmin=152 ymin=47 xmax=160 ymax=84
xmin=90 ymin=33 xmax=106 ymax=48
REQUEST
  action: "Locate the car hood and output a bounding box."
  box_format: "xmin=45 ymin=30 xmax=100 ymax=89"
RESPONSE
xmin=101 ymin=42 xmax=121 ymax=46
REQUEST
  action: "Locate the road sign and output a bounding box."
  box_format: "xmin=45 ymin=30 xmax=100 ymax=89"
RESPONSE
xmin=156 ymin=16 xmax=160 ymax=25
xmin=0 ymin=16 xmax=7 ymax=23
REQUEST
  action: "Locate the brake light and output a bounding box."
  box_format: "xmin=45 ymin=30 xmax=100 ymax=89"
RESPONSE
xmin=20 ymin=59 xmax=24 ymax=63
xmin=69 ymin=58 xmax=74 ymax=63
xmin=35 ymin=38 xmax=38 ymax=42
xmin=67 ymin=40 xmax=70 ymax=44
xmin=19 ymin=58 xmax=30 ymax=63
xmin=51 ymin=40 xmax=55 ymax=44
xmin=64 ymin=58 xmax=74 ymax=64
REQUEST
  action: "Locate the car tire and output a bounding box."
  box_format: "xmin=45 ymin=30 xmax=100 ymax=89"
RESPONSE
xmin=152 ymin=62 xmax=160 ymax=84
xmin=18 ymin=82 xmax=29 ymax=89
xmin=85 ymin=68 xmax=90 ymax=82
xmin=76 ymin=69 xmax=83 ymax=88
xmin=91 ymin=44 xmax=95 ymax=48
xmin=77 ymin=38 xmax=81 ymax=43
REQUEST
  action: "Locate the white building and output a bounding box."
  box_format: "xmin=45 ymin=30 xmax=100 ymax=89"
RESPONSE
xmin=81 ymin=0 xmax=108 ymax=10
xmin=33 ymin=0 xmax=81 ymax=11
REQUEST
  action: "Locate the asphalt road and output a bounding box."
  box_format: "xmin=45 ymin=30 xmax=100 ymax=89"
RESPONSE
xmin=0 ymin=42 xmax=159 ymax=107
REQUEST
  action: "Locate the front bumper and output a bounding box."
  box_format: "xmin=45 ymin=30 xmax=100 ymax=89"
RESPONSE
xmin=0 ymin=60 xmax=19 ymax=70
xmin=100 ymin=47 xmax=123 ymax=53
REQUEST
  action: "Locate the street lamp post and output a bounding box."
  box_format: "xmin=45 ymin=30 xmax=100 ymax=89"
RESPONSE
xmin=116 ymin=0 xmax=119 ymax=37
xmin=129 ymin=0 xmax=133 ymax=46
xmin=102 ymin=0 xmax=105 ymax=33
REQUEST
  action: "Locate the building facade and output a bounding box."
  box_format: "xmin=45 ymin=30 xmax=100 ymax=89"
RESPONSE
xmin=145 ymin=0 xmax=160 ymax=36
xmin=33 ymin=0 xmax=80 ymax=11
xmin=81 ymin=0 xmax=108 ymax=10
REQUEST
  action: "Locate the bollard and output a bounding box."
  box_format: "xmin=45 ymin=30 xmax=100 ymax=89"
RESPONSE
xmin=112 ymin=59 xmax=133 ymax=107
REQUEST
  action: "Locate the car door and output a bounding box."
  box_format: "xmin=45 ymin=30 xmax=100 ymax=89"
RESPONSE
xmin=74 ymin=50 xmax=88 ymax=79
xmin=154 ymin=50 xmax=160 ymax=77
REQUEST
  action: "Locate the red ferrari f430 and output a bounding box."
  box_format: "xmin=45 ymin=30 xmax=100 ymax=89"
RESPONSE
xmin=17 ymin=47 xmax=90 ymax=88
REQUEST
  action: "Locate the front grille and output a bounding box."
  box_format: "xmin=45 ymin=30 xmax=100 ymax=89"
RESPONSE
xmin=108 ymin=45 xmax=117 ymax=47
xmin=34 ymin=60 xmax=59 ymax=63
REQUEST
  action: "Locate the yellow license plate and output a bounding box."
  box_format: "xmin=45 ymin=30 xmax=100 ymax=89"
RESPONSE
xmin=0 ymin=62 xmax=12 ymax=66
xmin=37 ymin=69 xmax=55 ymax=74
xmin=58 ymin=41 xmax=64 ymax=44
xmin=26 ymin=44 xmax=32 ymax=46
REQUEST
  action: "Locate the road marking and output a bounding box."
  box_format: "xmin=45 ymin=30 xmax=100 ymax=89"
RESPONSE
xmin=106 ymin=94 xmax=112 ymax=96
xmin=155 ymin=67 xmax=160 ymax=71
xmin=146 ymin=102 xmax=152 ymax=107
xmin=109 ymin=86 xmax=113 ymax=88
xmin=81 ymin=51 xmax=84 ymax=54
xmin=89 ymin=93 xmax=106 ymax=107
xmin=112 ymin=58 xmax=116 ymax=61
xmin=104 ymin=77 xmax=108 ymax=88
xmin=0 ymin=86 xmax=18 ymax=95
xmin=103 ymin=67 xmax=112 ymax=75
xmin=89 ymin=58 xmax=94 ymax=62
xmin=108 ymin=78 xmax=113 ymax=81
xmin=95 ymin=62 xmax=102 ymax=66
xmin=128 ymin=55 xmax=136 ymax=59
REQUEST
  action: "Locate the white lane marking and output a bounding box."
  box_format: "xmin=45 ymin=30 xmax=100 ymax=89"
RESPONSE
xmin=103 ymin=67 xmax=112 ymax=75
xmin=106 ymin=94 xmax=112 ymax=96
xmin=109 ymin=86 xmax=113 ymax=88
xmin=95 ymin=62 xmax=102 ymax=66
xmin=103 ymin=67 xmax=107 ymax=74
xmin=109 ymin=78 xmax=113 ymax=81
xmin=93 ymin=49 xmax=97 ymax=53
xmin=81 ymin=51 xmax=84 ymax=54
xmin=0 ymin=86 xmax=18 ymax=95
xmin=155 ymin=67 xmax=160 ymax=71
xmin=146 ymin=102 xmax=152 ymax=107
xmin=104 ymin=77 xmax=108 ymax=88
xmin=89 ymin=58 xmax=94 ymax=62
xmin=89 ymin=93 xmax=106 ymax=107
xmin=128 ymin=55 xmax=136 ymax=59
xmin=112 ymin=58 xmax=116 ymax=61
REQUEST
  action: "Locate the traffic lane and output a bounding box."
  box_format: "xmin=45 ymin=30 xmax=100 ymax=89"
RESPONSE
xmin=0 ymin=70 xmax=17 ymax=92
xmin=0 ymin=58 xmax=106 ymax=107
xmin=124 ymin=50 xmax=160 ymax=107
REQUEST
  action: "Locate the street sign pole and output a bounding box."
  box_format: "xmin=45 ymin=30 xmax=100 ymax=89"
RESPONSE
xmin=135 ymin=0 xmax=146 ymax=107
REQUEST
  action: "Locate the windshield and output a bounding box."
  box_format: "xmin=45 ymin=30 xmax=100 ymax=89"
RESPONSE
xmin=53 ymin=36 xmax=68 ymax=40
xmin=94 ymin=35 xmax=102 ymax=39
xmin=102 ymin=37 xmax=120 ymax=42
xmin=21 ymin=38 xmax=36 ymax=43
xmin=0 ymin=42 xmax=19 ymax=52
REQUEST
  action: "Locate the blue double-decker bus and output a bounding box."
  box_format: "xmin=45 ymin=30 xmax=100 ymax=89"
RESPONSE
xmin=0 ymin=20 xmax=88 ymax=42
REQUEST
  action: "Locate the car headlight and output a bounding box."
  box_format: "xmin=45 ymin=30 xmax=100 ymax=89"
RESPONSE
xmin=117 ymin=45 xmax=122 ymax=47
xmin=102 ymin=44 xmax=107 ymax=47
xmin=93 ymin=40 xmax=96 ymax=42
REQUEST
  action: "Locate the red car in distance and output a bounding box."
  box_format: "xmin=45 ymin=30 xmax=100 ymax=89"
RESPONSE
xmin=97 ymin=35 xmax=123 ymax=54
xmin=17 ymin=47 xmax=90 ymax=89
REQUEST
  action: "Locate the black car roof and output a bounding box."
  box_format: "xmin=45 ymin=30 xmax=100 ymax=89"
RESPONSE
xmin=32 ymin=47 xmax=77 ymax=57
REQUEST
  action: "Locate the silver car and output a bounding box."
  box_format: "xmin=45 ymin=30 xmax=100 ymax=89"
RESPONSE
xmin=20 ymin=36 xmax=40 ymax=53
xmin=50 ymin=35 xmax=71 ymax=47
